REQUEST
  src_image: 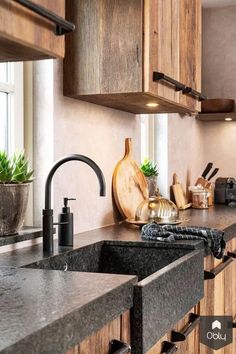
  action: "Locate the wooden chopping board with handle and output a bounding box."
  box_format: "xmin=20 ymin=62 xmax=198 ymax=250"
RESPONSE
xmin=112 ymin=138 xmax=148 ymax=219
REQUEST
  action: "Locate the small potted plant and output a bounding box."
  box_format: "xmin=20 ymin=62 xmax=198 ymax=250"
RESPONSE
xmin=0 ymin=151 xmax=34 ymax=236
xmin=140 ymin=159 xmax=158 ymax=197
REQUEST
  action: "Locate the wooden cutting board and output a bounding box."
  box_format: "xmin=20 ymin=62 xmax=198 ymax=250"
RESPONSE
xmin=172 ymin=173 xmax=191 ymax=210
xmin=112 ymin=138 xmax=148 ymax=219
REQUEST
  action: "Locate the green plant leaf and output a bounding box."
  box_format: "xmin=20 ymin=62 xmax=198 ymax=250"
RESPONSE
xmin=0 ymin=151 xmax=34 ymax=184
xmin=140 ymin=159 xmax=158 ymax=177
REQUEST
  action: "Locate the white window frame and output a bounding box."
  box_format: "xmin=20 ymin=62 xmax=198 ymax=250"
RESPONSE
xmin=0 ymin=62 xmax=24 ymax=155
xmin=140 ymin=113 xmax=169 ymax=197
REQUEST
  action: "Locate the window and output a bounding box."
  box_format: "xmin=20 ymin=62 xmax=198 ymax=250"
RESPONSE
xmin=0 ymin=62 xmax=23 ymax=154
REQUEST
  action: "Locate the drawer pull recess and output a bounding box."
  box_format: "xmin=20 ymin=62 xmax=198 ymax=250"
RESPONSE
xmin=204 ymin=255 xmax=234 ymax=280
xmin=171 ymin=313 xmax=200 ymax=342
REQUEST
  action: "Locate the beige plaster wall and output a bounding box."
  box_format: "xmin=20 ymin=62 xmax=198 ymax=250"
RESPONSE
xmin=202 ymin=6 xmax=236 ymax=101
xmin=201 ymin=6 xmax=236 ymax=180
xmin=53 ymin=60 xmax=141 ymax=233
xmin=167 ymin=114 xmax=205 ymax=194
xmin=162 ymin=6 xmax=236 ymax=195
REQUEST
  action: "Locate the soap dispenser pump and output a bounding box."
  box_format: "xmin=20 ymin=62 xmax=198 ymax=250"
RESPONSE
xmin=58 ymin=197 xmax=76 ymax=247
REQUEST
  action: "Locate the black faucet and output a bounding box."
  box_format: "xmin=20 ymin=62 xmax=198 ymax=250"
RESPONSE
xmin=42 ymin=154 xmax=106 ymax=254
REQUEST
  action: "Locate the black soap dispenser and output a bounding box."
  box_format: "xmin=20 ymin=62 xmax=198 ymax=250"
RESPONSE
xmin=58 ymin=197 xmax=76 ymax=247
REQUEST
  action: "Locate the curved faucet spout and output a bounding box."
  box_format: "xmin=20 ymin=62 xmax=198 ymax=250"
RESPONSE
xmin=43 ymin=154 xmax=106 ymax=254
xmin=45 ymin=154 xmax=106 ymax=209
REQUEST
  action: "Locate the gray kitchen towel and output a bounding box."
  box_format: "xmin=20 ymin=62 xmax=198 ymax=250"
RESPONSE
xmin=141 ymin=223 xmax=225 ymax=259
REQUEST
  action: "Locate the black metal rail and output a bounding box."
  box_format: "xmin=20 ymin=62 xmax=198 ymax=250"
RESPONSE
xmin=204 ymin=255 xmax=234 ymax=280
xmin=153 ymin=71 xmax=207 ymax=101
xmin=171 ymin=313 xmax=200 ymax=342
xmin=13 ymin=0 xmax=75 ymax=35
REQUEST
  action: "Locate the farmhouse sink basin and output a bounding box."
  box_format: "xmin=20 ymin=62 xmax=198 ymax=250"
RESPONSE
xmin=25 ymin=241 xmax=204 ymax=353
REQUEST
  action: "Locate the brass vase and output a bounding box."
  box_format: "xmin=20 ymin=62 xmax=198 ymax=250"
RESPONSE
xmin=0 ymin=184 xmax=30 ymax=236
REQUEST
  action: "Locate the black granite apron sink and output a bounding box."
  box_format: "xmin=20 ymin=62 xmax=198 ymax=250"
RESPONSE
xmin=24 ymin=241 xmax=204 ymax=354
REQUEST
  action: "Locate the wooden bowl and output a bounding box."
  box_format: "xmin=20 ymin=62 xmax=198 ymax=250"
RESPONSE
xmin=201 ymin=99 xmax=235 ymax=113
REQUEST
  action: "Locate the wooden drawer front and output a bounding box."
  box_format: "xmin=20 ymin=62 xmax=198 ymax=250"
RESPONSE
xmin=66 ymin=311 xmax=131 ymax=354
xmin=0 ymin=0 xmax=65 ymax=61
xmin=200 ymin=239 xmax=236 ymax=354
xmin=147 ymin=307 xmax=200 ymax=354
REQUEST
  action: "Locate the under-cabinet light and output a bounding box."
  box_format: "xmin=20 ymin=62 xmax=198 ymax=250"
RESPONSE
xmin=146 ymin=102 xmax=159 ymax=108
xmin=225 ymin=117 xmax=233 ymax=121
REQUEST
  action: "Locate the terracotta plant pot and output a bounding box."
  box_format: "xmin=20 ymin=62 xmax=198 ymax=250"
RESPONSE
xmin=0 ymin=183 xmax=30 ymax=236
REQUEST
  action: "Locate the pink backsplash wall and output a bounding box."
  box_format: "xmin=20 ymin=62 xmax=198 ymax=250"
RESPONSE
xmin=53 ymin=60 xmax=141 ymax=234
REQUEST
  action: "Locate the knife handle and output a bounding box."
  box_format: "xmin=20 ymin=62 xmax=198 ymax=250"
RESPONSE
xmin=201 ymin=163 xmax=213 ymax=178
xmin=207 ymin=168 xmax=219 ymax=181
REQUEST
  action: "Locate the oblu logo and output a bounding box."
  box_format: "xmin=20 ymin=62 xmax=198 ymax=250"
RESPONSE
xmin=200 ymin=316 xmax=233 ymax=350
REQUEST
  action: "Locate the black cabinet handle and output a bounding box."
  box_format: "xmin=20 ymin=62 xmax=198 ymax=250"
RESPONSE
xmin=204 ymin=255 xmax=234 ymax=280
xmin=227 ymin=251 xmax=236 ymax=258
xmin=171 ymin=313 xmax=200 ymax=342
xmin=109 ymin=340 xmax=131 ymax=354
xmin=153 ymin=71 xmax=207 ymax=101
xmin=161 ymin=341 xmax=178 ymax=353
xmin=13 ymin=0 xmax=75 ymax=35
xmin=182 ymin=86 xmax=207 ymax=102
xmin=153 ymin=72 xmax=185 ymax=92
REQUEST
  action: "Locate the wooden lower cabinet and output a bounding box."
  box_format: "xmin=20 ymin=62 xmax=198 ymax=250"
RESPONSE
xmin=147 ymin=306 xmax=200 ymax=354
xmin=199 ymin=239 xmax=236 ymax=354
xmin=66 ymin=311 xmax=130 ymax=354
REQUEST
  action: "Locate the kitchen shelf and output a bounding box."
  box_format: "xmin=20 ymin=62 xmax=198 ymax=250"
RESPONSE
xmin=197 ymin=112 xmax=236 ymax=121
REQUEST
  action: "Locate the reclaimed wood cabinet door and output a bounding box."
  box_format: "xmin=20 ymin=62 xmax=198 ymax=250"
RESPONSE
xmin=179 ymin=0 xmax=202 ymax=112
xmin=64 ymin=0 xmax=202 ymax=114
xmin=66 ymin=311 xmax=131 ymax=354
xmin=0 ymin=0 xmax=65 ymax=61
xmin=144 ymin=0 xmax=202 ymax=112
xmin=199 ymin=240 xmax=236 ymax=354
xmin=144 ymin=0 xmax=180 ymax=105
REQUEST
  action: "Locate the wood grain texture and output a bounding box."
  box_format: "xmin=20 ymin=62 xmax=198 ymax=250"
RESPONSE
xmin=112 ymin=138 xmax=148 ymax=220
xmin=179 ymin=0 xmax=202 ymax=112
xmin=120 ymin=310 xmax=131 ymax=344
xmin=66 ymin=311 xmax=131 ymax=354
xmin=64 ymin=0 xmax=143 ymax=96
xmin=199 ymin=245 xmax=236 ymax=354
xmin=77 ymin=316 xmax=120 ymax=354
xmin=64 ymin=0 xmax=201 ymax=114
xmin=144 ymin=0 xmax=180 ymax=103
xmin=147 ymin=307 xmax=199 ymax=354
xmin=70 ymin=92 xmax=194 ymax=115
xmin=0 ymin=0 xmax=65 ymax=61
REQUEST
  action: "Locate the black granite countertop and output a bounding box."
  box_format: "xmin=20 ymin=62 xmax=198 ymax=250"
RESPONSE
xmin=0 ymin=205 xmax=235 ymax=354
xmin=0 ymin=227 xmax=42 ymax=247
xmin=0 ymin=267 xmax=136 ymax=354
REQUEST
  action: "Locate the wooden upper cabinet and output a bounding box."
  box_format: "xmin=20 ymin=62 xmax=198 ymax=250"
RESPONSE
xmin=0 ymin=0 xmax=66 ymax=61
xmin=179 ymin=0 xmax=202 ymax=111
xmin=64 ymin=0 xmax=202 ymax=114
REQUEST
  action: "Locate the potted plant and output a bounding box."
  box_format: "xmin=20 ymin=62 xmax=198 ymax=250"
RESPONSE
xmin=140 ymin=159 xmax=158 ymax=197
xmin=0 ymin=151 xmax=34 ymax=236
